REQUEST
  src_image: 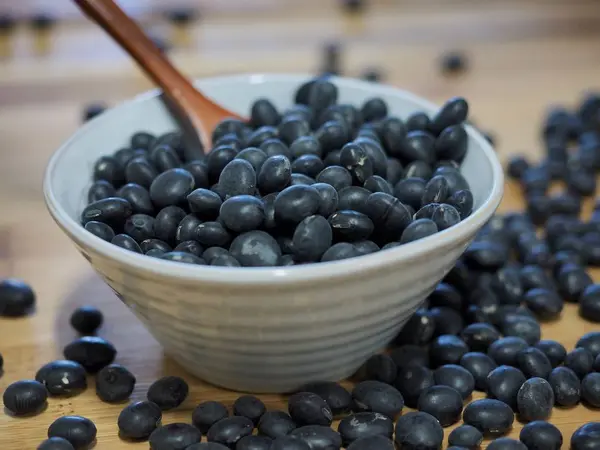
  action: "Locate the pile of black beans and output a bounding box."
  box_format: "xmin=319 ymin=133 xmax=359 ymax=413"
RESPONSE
xmin=3 ymin=90 xmax=600 ymax=450
xmin=81 ymin=76 xmax=475 ymax=267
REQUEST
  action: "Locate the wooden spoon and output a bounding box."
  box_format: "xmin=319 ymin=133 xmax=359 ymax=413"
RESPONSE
xmin=73 ymin=0 xmax=244 ymax=154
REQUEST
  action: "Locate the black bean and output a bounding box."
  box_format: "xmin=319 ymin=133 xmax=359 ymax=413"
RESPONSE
xmin=428 ymin=282 xmax=461 ymax=312
xmin=460 ymin=352 xmax=498 ymax=391
xmin=230 ymin=230 xmax=281 ymax=267
xmin=316 ymin=166 xmax=353 ymax=191
xmin=576 ymin=332 xmax=600 ymax=358
xmin=154 ymin=206 xmax=186 ymax=244
xmin=352 ymin=380 xmax=404 ymax=419
xmin=404 ymin=112 xmax=430 ymax=133
xmin=111 ymin=234 xmax=142 ymax=252
xmin=394 ymin=411 xmax=443 ymax=450
xmin=433 ymin=364 xmax=475 ymax=399
xmin=192 ymin=401 xmax=229 ymax=434
xmin=251 ymin=98 xmax=280 ymax=127
xmin=63 ymin=336 xmax=116 ymax=373
xmin=247 ymin=126 xmax=279 ymax=147
xmin=216 ymin=159 xmax=257 ymax=199
xmin=149 ymin=423 xmax=202 ymax=450
xmin=337 ymin=412 xmax=393 ymax=447
xmin=462 ymin=399 xmax=514 ymax=436
xmin=125 ymin=156 xmax=159 ymax=188
xmin=460 ymin=323 xmax=500 ymax=352
xmin=187 ymin=188 xmax=222 ymax=219
xmin=430 ymin=334 xmax=469 ymax=367
xmin=421 ymin=175 xmax=449 ymax=206
xmin=81 ymin=197 xmax=132 ymax=228
xmin=300 ymin=381 xmax=352 ymax=416
xmin=149 ymin=168 xmax=195 ymax=209
xmin=404 ymin=160 xmax=433 ymax=180
xmin=346 ymin=435 xmax=394 ymax=450
xmin=211 ymin=254 xmax=241 ymax=267
xmin=393 ymin=177 xmax=426 ymax=210
xmin=37 ymin=437 xmax=75 ymax=450
xmin=147 ymin=376 xmax=188 ymax=411
xmin=292 ymin=215 xmax=332 ymax=262
xmin=93 ymin=155 xmax=124 ymax=186
xmin=516 ymin=347 xmax=552 ymax=379
xmin=417 ymin=385 xmax=463 ymax=427
xmin=292 ymin=155 xmax=325 ymax=178
xmin=448 ymin=424 xmax=483 ymax=449
xmin=519 ymin=420 xmax=563 ymax=450
xmin=352 ymin=137 xmax=386 ymax=178
xmin=394 ymin=365 xmax=434 ymax=408
xmin=124 ymin=214 xmax=155 ymax=242
xmin=219 ymin=195 xmax=265 ymax=233
xmin=235 ymin=148 xmax=268 ymax=174
xmin=397 ymin=131 xmax=435 ymax=165
xmin=580 ymin=284 xmax=600 ymax=322
xmin=429 ymin=97 xmax=469 ymax=135
xmin=429 ymin=306 xmax=464 ymax=336
xmin=363 ymin=354 xmax=396 ymax=385
xmin=398 ymin=219 xmax=438 ymax=244
xmin=487 ymin=438 xmax=527 ymax=450
xmin=394 ymin=308 xmax=435 ymax=346
xmin=306 ymin=79 xmax=338 ymax=113
xmin=35 ymin=360 xmax=87 ymax=396
xmin=520 ymin=265 xmax=555 ymax=291
xmin=174 ymin=215 xmax=200 ymax=244
xmin=446 ymin=189 xmax=473 ymax=219
xmin=117 ymin=183 xmax=154 ymax=215
xmin=433 ymin=166 xmax=470 ymax=194
xmin=289 ymin=137 xmax=322 ymax=160
xmin=141 ymin=239 xmax=172 ymax=254
xmin=363 ymin=175 xmax=392 ymax=195
xmin=195 ymin=221 xmax=232 ymax=247
xmin=270 ymin=436 xmax=310 ymax=450
xmin=290 ymin=173 xmax=316 ymax=186
xmin=95 ymin=363 xmax=135 ymax=403
xmin=414 ymin=202 xmax=441 ymax=220
xmin=258 ymin=411 xmax=297 ymax=439
xmin=236 ymin=435 xmax=273 ymax=450
xmin=337 ymin=186 xmax=370 ymax=214
xmin=548 ymin=366 xmax=581 ymax=407
xmin=385 ymin=158 xmax=404 ymax=185
xmin=532 ymin=340 xmax=565 ymax=368
xmin=274 ymin=185 xmax=321 ymax=225
xmin=328 ymin=210 xmax=374 ymax=241
xmin=434 ymin=125 xmax=468 ymax=163
xmin=47 ymin=416 xmax=97 ymax=450
xmin=488 ymin=336 xmax=529 ymax=367
xmin=582 ymin=372 xmax=600 ymax=407
xmin=183 ymin=160 xmax=210 ymax=189
xmin=359 ymin=97 xmax=386 ymax=123
xmin=258 ymin=155 xmax=292 ymax=194
xmin=501 ymin=314 xmax=541 ymax=345
xmin=565 ymin=348 xmax=595 ymax=379
xmin=212 ymin=118 xmax=247 ymax=143
xmin=131 ymin=131 xmax=156 ymax=150
xmin=287 ymin=392 xmax=333 ymax=426
xmin=431 ymin=203 xmax=461 ymax=230
xmin=571 ymin=422 xmax=600 ymax=450
xmin=118 ymin=401 xmax=162 ymax=440
xmin=279 ymin=118 xmax=311 ymax=145
xmin=149 ymin=144 xmax=181 ymax=172
xmin=557 ymin=263 xmax=593 ymax=302
xmin=2 ymin=379 xmax=48 ymax=416
xmin=88 ymin=180 xmax=116 ymax=203
xmin=206 ymin=145 xmax=237 ymax=182
xmin=365 ymin=192 xmax=413 ymax=237
xmin=261 ymin=138 xmax=292 ymax=159
xmin=339 ymin=142 xmax=373 ymax=184
xmin=114 ymin=148 xmax=144 ymax=169
xmin=517 ymin=377 xmax=554 ymax=422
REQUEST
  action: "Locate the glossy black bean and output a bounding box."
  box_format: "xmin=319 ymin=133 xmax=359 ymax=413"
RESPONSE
xmin=432 ymin=204 xmax=461 ymax=230
xmin=111 ymin=234 xmax=142 ymax=253
xmin=84 ymin=221 xmax=115 ymax=242
xmin=123 ymin=214 xmax=155 ymax=242
xmin=328 ymin=210 xmax=374 ymax=241
xmin=459 ymin=352 xmax=497 ymax=391
xmin=446 ymin=189 xmax=473 ymax=219
xmin=290 ymin=173 xmax=315 ymax=185
xmin=247 ymin=126 xmax=279 ymax=147
xmin=219 ymin=195 xmax=264 ymax=233
xmin=581 ymin=372 xmax=600 ymax=407
xmin=351 ymin=138 xmax=386 ymax=178
xmin=359 ymin=98 xmax=386 ymax=123
xmin=580 ymin=284 xmax=600 ymax=322
xmin=153 ymin=206 xmax=186 ymax=244
xmin=250 ymin=98 xmax=280 ymax=127
xmin=270 ymin=436 xmax=310 ymax=450
xmin=37 ymin=437 xmax=76 ymax=450
xmin=429 ymin=306 xmax=464 ymax=336
xmin=397 ymin=130 xmax=436 ymax=165
xmin=393 ymin=177 xmax=425 ymax=210
xmin=232 ymin=395 xmax=266 ymax=426
xmin=278 ymin=118 xmax=311 ymax=145
xmin=191 ymin=401 xmax=229 ymax=435
xmin=414 ymin=202 xmax=441 ymax=220
xmin=416 ymin=385 xmax=463 ymax=427
xmin=557 ymin=263 xmax=593 ymax=302
xmin=88 ymin=180 xmax=116 ymax=203
xmin=291 ymin=155 xmax=324 ymax=178
xmin=216 ymin=159 xmax=257 ymax=199
xmin=47 ymin=416 xmax=97 ymax=450
xmin=487 ymin=337 xmax=529 ymax=366
xmin=336 ymin=186 xmax=370 ymax=214
xmin=93 ymin=155 xmax=125 ymax=186
xmin=257 ymin=155 xmax=292 ymax=194
xmin=365 ymin=192 xmax=413 ymax=237
xmin=289 ymin=137 xmax=322 ymax=161
xmin=520 ymin=265 xmax=555 ymax=291
xmin=212 ymin=118 xmax=247 ymax=143
xmin=393 ymin=364 xmax=434 ymax=409
xmin=173 ymin=240 xmax=203 ymax=257
xmin=501 ymin=314 xmax=541 ymax=345
xmin=236 ymin=435 xmax=273 ymax=450
xmin=149 ymin=423 xmax=202 ymax=450
xmin=383 ymin=159 xmax=402 ymax=187
xmin=300 ymin=381 xmax=352 ymax=416
xmin=63 ymin=336 xmax=116 ymax=374
xmin=576 ymin=332 xmax=600 ymax=358
xmin=522 ymin=288 xmax=563 ymax=321
xmin=519 ymin=421 xmax=563 ymax=450
xmin=352 ymin=380 xmax=404 ymax=419
xmin=287 ymin=392 xmax=333 ymax=427
xmin=81 ymin=197 xmax=132 ymax=228
xmin=125 ymin=156 xmax=158 ymax=188
xmin=429 ymin=97 xmax=469 ymax=135
xmin=141 ymin=239 xmax=172 ymax=254
xmin=186 ymin=189 xmax=221 ymax=220
xmin=404 ymin=160 xmax=433 ymax=180
xmin=394 ymin=308 xmax=435 ymax=346
xmin=448 ymin=424 xmax=483 ymax=449
xmin=233 ymin=148 xmax=267 ymax=175
xmin=149 ymin=144 xmax=181 ymax=172
xmin=3 ymin=379 xmax=48 ymax=415
xmin=531 ymin=340 xmax=565 ymax=368
xmin=571 ymin=422 xmax=600 ymax=450
xmin=433 ymin=166 xmax=470 ymax=194
xmin=421 ymin=175 xmax=449 ymax=206
xmin=394 ymin=411 xmax=443 ymax=450
xmin=398 ymin=219 xmax=437 ymax=244
xmin=290 ymin=425 xmax=342 ymax=450
xmin=229 ymin=230 xmax=281 ymax=267
xmin=315 ymin=166 xmax=352 ymax=192
xmin=114 ymin=148 xmax=145 ymax=169
xmin=154 ymin=131 xmax=186 ymax=157
xmin=517 ymin=377 xmax=554 ymax=422
xmin=337 ymin=412 xmax=393 ymax=447
xmin=459 ymin=323 xmax=500 ymax=353
xmin=487 ymin=438 xmax=527 ymax=450
xmin=173 ymin=215 xmax=200 ymax=244
xmin=160 ymin=251 xmax=206 ymax=265
xmin=362 ymin=176 xmax=391 ymax=195
xmin=430 ymin=335 xmax=469 ymax=367
xmin=462 ymin=399 xmax=514 ymax=437
xmin=95 ymin=364 xmax=135 ymax=403
xmin=338 ymin=142 xmax=373 ymax=184
xmin=259 ymin=138 xmax=291 ymax=160
xmin=374 ymin=117 xmax=404 ymax=156
xmin=195 ymin=221 xmax=232 ymax=247
xmin=149 ymin=168 xmax=195 ymax=209
xmin=131 ymin=131 xmax=156 ymax=151
xmin=206 ymin=145 xmax=237 ymax=182
xmin=274 ymin=185 xmax=321 ymax=225
xmin=516 ymin=347 xmax=552 ymax=379
xmin=292 ymin=215 xmax=332 ymax=262
xmin=116 ymin=183 xmax=154 ymax=215
xmin=435 ymin=125 xmax=468 ymax=163
xmin=564 ymin=348 xmax=594 ymax=380
xmin=35 ymin=360 xmax=87 ymax=396
xmin=146 ymin=376 xmax=188 ymax=411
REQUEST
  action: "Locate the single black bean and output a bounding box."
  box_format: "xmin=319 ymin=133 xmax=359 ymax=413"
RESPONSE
xmin=435 ymin=125 xmax=468 ymax=163
xmin=307 ymin=79 xmax=338 ymax=113
xmin=124 ymin=214 xmax=155 ymax=242
xmin=131 ymin=131 xmax=156 ymax=150
xmin=488 ymin=337 xmax=529 ymax=366
xmin=220 ymin=195 xmax=265 ymax=232
xmin=576 ymin=331 xmax=600 ymax=358
xmin=47 ymin=416 xmax=97 ymax=450
xmin=320 ymin=242 xmax=361 ymax=262
xmin=516 ymin=347 xmax=552 ymax=379
xmin=316 ymin=166 xmax=353 ymax=191
xmin=236 ymin=435 xmax=273 ymax=450
xmin=328 ymin=210 xmax=374 ymax=241
xmin=175 ymin=214 xmax=202 ymax=243
xmin=340 ymin=142 xmax=373 ymax=184
xmin=353 ymin=137 xmax=387 ymax=177
xmin=35 ymin=360 xmax=87 ymax=396
xmin=183 ymin=160 xmax=209 ymax=189
xmin=433 ymin=166 xmax=470 ymax=194
xmin=260 ymin=138 xmax=292 ymax=159
xmin=84 ymin=221 xmax=115 ymax=242
xmin=3 ymin=379 xmax=48 ymax=416
xmin=88 ymin=180 xmax=116 ymax=203
xmin=206 ymin=145 xmax=238 ymax=182
xmin=63 ymin=336 xmax=116 ymax=373
xmin=429 ymin=306 xmax=464 ymax=336
xmin=337 ymin=412 xmax=393 ymax=447
xmin=462 ymin=399 xmax=514 ymax=436
xmin=460 ymin=323 xmax=500 ymax=352
xmin=312 ymin=183 xmax=339 ymax=217
xmin=117 ymin=183 xmax=154 ymax=215
xmin=290 ymin=425 xmax=342 ymax=450
xmin=448 ymin=424 xmax=483 ymax=449
xmin=517 ymin=377 xmax=554 ymax=422
xmin=217 ymin=159 xmax=257 ymax=198
xmin=557 ymin=263 xmax=593 ymax=302
xmin=394 ymin=177 xmax=426 ymax=210
xmin=433 ymin=364 xmax=475 ymax=399
xmin=187 ymin=188 xmax=222 ymax=220
xmin=549 ymin=366 xmax=582 ymax=407
xmin=417 ymin=385 xmax=463 ymax=427
xmin=352 ymin=380 xmax=404 ymax=419
xmin=94 ymin=155 xmax=124 ymax=186
xmin=125 ymin=156 xmax=158 ymax=188
xmin=446 ymin=189 xmax=473 ymax=219
xmin=394 ymin=411 xmax=443 ymax=450
xmin=501 ymin=314 xmax=541 ymax=345
xmin=150 ymin=144 xmax=181 ymax=172
xmin=235 ymin=148 xmax=268 ymax=174
xmin=565 ymin=348 xmax=595 ymax=379
xmin=361 ymin=97 xmax=387 ymax=122
xmin=149 ymin=168 xmax=195 ymax=209
xmin=300 ymin=381 xmax=352 ymax=416
xmin=149 ymin=423 xmax=202 ymax=450
xmin=431 ymin=203 xmax=461 ymax=230
xmin=337 ymin=186 xmax=370 ymax=214
xmin=230 ymin=230 xmax=281 ymax=267
xmin=247 ymin=126 xmax=278 ymax=147
xmin=37 ymin=437 xmax=75 ymax=450
xmin=363 ymin=175 xmax=392 ymax=195
xmin=430 ymin=335 xmax=469 ymax=367
xmin=406 ymin=112 xmax=431 ymax=132
xmin=114 ymin=148 xmax=144 ymax=169
xmin=290 ymin=136 xmax=322 ymax=159
xmin=117 ymin=401 xmax=162 ymax=440
xmin=385 ymin=158 xmax=404 ymax=185
xmin=365 ymin=192 xmax=413 ymax=237
xmin=279 ymin=118 xmax=310 ymax=145
xmin=292 ymin=155 xmax=325 ymax=178
xmin=173 ymin=240 xmax=203 ymax=257
xmin=288 ymin=392 xmax=333 ymax=426
xmin=394 ymin=308 xmax=435 ymax=346
xmin=154 ymin=206 xmax=186 ymax=244
xmin=95 ymin=363 xmax=135 ymax=403
xmin=519 ymin=420 xmax=563 ymax=450
xmin=581 ymin=372 xmax=600 ymax=407
xmin=487 ymin=438 xmax=527 ymax=450
xmin=290 ymin=173 xmax=315 ymax=185
xmin=234 ymin=395 xmax=266 ymax=425
xmin=195 ymin=221 xmax=231 ymax=247
xmin=274 ymin=185 xmax=321 ymax=224
xmin=147 ymin=376 xmax=188 ymax=411
xmin=533 ymin=340 xmax=566 ymax=368
xmin=257 ymin=411 xmax=297 ymax=439
xmin=258 ymin=155 xmax=292 ymax=194
xmin=251 ymin=98 xmax=280 ymax=127
xmin=404 ymin=160 xmax=432 ymax=180
xmin=141 ymin=239 xmax=172 ymax=254
xmin=421 ymin=175 xmax=449 ymax=206
xmin=111 ymin=234 xmax=142 ymax=252
xmin=571 ymin=422 xmax=600 ymax=450
xmin=212 ymin=118 xmax=247 ymax=143
xmin=460 ymin=352 xmax=498 ymax=392
xmin=397 ymin=131 xmax=435 ymax=164
xmin=580 ymin=283 xmax=600 ymax=322
xmin=394 ymin=365 xmax=434 ymax=409
xmin=429 ymin=97 xmax=469 ymax=135
xmin=192 ymin=401 xmax=229 ymax=434
xmin=400 ymin=218 xmax=438 ymax=244
xmin=292 ymin=215 xmax=332 ymax=262
xmin=81 ymin=197 xmax=132 ymax=228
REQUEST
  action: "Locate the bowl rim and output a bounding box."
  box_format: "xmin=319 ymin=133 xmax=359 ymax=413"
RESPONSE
xmin=43 ymin=73 xmax=504 ymax=286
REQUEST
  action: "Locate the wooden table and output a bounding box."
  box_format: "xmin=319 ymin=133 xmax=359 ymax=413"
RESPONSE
xmin=1 ymin=1 xmax=599 ymax=448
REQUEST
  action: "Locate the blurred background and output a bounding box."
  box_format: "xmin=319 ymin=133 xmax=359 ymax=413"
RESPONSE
xmin=0 ymin=0 xmax=599 ymax=202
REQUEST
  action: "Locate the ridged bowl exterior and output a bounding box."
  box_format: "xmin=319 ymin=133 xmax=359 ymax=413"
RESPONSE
xmin=44 ymin=74 xmax=503 ymax=393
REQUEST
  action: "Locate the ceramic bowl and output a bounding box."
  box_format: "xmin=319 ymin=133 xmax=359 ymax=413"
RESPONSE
xmin=44 ymin=74 xmax=503 ymax=393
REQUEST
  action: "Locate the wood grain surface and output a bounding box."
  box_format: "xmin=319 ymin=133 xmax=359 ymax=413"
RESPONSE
xmin=1 ymin=0 xmax=600 ymax=448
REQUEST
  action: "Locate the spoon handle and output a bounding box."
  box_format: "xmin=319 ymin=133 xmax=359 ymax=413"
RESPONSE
xmin=72 ymin=0 xmax=208 ymax=136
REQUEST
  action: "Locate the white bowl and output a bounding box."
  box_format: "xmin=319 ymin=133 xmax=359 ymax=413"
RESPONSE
xmin=43 ymin=74 xmax=503 ymax=393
